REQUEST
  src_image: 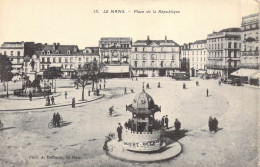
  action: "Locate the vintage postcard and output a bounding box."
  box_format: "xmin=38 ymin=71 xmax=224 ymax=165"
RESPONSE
xmin=0 ymin=0 xmax=259 ymax=166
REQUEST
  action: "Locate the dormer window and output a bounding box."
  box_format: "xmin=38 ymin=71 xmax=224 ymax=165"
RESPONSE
xmin=67 ymin=50 xmax=71 ymax=54
xmin=56 ymin=50 xmax=59 ymax=54
xmin=47 ymin=50 xmax=51 ymax=55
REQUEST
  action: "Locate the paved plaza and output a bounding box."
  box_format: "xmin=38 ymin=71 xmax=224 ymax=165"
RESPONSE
xmin=0 ymin=77 xmax=259 ymax=167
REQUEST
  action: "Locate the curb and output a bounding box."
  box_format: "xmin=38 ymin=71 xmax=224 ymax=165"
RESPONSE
xmin=3 ymin=93 xmax=62 ymax=101
xmin=0 ymin=94 xmax=105 ymax=112
xmin=106 ymin=137 xmax=183 ymax=163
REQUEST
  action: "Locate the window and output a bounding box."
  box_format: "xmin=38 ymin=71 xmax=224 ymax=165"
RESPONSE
xmin=42 ymin=65 xmax=45 ymax=69
xmin=78 ymin=64 xmax=81 ymax=69
xmin=47 ymin=58 xmax=50 ymax=62
xmin=142 ymin=61 xmax=146 ymax=67
xmin=160 ymin=61 xmax=164 ymax=67
xmin=47 ymin=50 xmax=51 ymax=55
xmin=65 ymin=64 xmax=67 ymax=69
xmin=11 ymin=51 xmax=13 ymax=56
xmin=234 ymin=43 xmax=237 ymax=49
xmin=67 ymin=50 xmax=71 ymax=54
xmin=78 ymin=58 xmax=81 ymax=61
xmin=70 ymin=58 xmax=73 ymax=62
xmin=53 ymin=58 xmax=56 ymax=63
xmin=65 ymin=59 xmax=68 ymax=63
xmin=142 ymin=54 xmax=146 ymax=60
xmin=134 ymin=61 xmax=137 ymax=67
xmin=17 ymin=51 xmax=20 ymax=56
xmin=42 ymin=58 xmax=45 ymax=62
xmin=56 ymin=50 xmax=59 ymax=54
xmin=228 ymin=42 xmax=232 ymax=48
xmin=70 ymin=64 xmax=73 ymax=69
xmin=59 ymin=58 xmax=62 ymax=63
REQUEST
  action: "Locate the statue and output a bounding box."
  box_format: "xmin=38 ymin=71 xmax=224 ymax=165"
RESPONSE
xmin=29 ymin=60 xmax=36 ymax=71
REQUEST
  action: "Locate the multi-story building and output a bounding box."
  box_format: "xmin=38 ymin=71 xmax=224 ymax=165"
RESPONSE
xmin=240 ymin=13 xmax=259 ymax=69
xmin=0 ymin=42 xmax=25 ymax=74
xmin=99 ymin=37 xmax=132 ymax=77
xmin=181 ymin=40 xmax=207 ymax=77
xmin=206 ymin=28 xmax=241 ymax=77
xmin=131 ymin=36 xmax=180 ymax=77
xmin=39 ymin=43 xmax=99 ymax=78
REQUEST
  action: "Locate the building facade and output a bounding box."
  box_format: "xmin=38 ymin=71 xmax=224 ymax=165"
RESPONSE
xmin=131 ymin=36 xmax=180 ymax=77
xmin=39 ymin=43 xmax=99 ymax=78
xmin=99 ymin=37 xmax=132 ymax=65
xmin=240 ymin=13 xmax=259 ymax=69
xmin=206 ymin=28 xmax=241 ymax=77
xmin=181 ymin=40 xmax=207 ymax=77
xmin=0 ymin=42 xmax=25 ymax=74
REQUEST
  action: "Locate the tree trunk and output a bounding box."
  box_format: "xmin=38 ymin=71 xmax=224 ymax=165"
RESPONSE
xmin=54 ymin=79 xmax=56 ymax=93
xmin=3 ymin=81 xmax=6 ymax=91
xmin=92 ymin=80 xmax=94 ymax=91
xmin=6 ymin=81 xmax=9 ymax=97
xmin=52 ymin=79 xmax=54 ymax=89
xmin=82 ymin=84 xmax=85 ymax=101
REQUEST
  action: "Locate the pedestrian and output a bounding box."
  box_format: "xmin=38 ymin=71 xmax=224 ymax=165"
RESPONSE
xmin=174 ymin=118 xmax=181 ymax=132
xmin=56 ymin=112 xmax=61 ymax=127
xmin=136 ymin=77 xmax=138 ymax=81
xmin=72 ymin=98 xmax=75 ymax=108
xmin=158 ymin=82 xmax=160 ymax=88
xmin=29 ymin=92 xmax=32 ymax=101
xmin=165 ymin=115 xmax=169 ymax=129
xmin=208 ymin=116 xmax=213 ymax=131
xmin=206 ymin=89 xmax=209 ymax=97
xmin=183 ymin=83 xmax=186 ymax=89
xmin=53 ymin=113 xmax=56 ymax=127
xmin=218 ymin=80 xmax=221 ymax=86
xmin=117 ymin=123 xmax=123 ymax=141
xmin=47 ymin=96 xmax=50 ymax=106
xmin=100 ymin=84 xmax=101 ymax=90
xmin=88 ymin=89 xmax=91 ymax=96
xmin=124 ymin=87 xmax=127 ymax=94
xmin=109 ymin=106 xmax=114 ymax=116
xmin=65 ymin=91 xmax=67 ymax=99
xmin=213 ymin=117 xmax=218 ymax=132
xmin=104 ymin=83 xmax=106 ymax=89
xmin=51 ymin=96 xmax=55 ymax=105
xmin=131 ymin=89 xmax=134 ymax=93
xmin=146 ymin=83 xmax=149 ymax=89
xmin=161 ymin=116 xmax=165 ymax=127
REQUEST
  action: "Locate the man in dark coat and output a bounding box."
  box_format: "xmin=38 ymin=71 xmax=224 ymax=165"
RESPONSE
xmin=206 ymin=89 xmax=209 ymax=97
xmin=117 ymin=123 xmax=123 ymax=141
xmin=208 ymin=116 xmax=213 ymax=131
xmin=56 ymin=113 xmax=61 ymax=127
xmin=51 ymin=96 xmax=55 ymax=105
xmin=161 ymin=116 xmax=165 ymax=128
xmin=72 ymin=98 xmax=75 ymax=108
xmin=65 ymin=91 xmax=67 ymax=99
xmin=165 ymin=115 xmax=169 ymax=129
xmin=174 ymin=118 xmax=181 ymax=132
xmin=29 ymin=92 xmax=32 ymax=101
xmin=53 ymin=113 xmax=56 ymax=127
xmin=124 ymin=87 xmax=127 ymax=94
xmin=213 ymin=117 xmax=218 ymax=132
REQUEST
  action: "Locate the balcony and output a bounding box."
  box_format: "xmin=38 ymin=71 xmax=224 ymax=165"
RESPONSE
xmin=241 ymin=51 xmax=259 ymax=56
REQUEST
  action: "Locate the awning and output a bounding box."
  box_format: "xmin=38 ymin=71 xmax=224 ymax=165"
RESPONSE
xmin=50 ymin=63 xmax=62 ymax=67
xmin=197 ymin=70 xmax=206 ymax=74
xmin=250 ymin=71 xmax=260 ymax=79
xmin=230 ymin=68 xmax=259 ymax=77
xmin=106 ymin=65 xmax=129 ymax=73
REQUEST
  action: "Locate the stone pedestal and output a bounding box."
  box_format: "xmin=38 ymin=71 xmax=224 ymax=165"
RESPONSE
xmin=28 ymin=71 xmax=37 ymax=82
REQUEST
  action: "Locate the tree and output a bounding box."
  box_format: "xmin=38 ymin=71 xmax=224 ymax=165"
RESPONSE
xmin=75 ymin=64 xmax=91 ymax=101
xmin=0 ymin=54 xmax=13 ymax=97
xmin=43 ymin=67 xmax=63 ymax=93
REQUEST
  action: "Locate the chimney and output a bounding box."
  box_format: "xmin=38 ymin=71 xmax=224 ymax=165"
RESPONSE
xmin=53 ymin=43 xmax=56 ymax=50
xmin=45 ymin=43 xmax=47 ymax=45
xmin=165 ymin=36 xmax=167 ymax=42
xmin=57 ymin=43 xmax=60 ymax=46
xmin=147 ymin=35 xmax=150 ymax=41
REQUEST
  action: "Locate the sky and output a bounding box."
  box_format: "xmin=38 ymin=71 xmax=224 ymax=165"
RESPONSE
xmin=0 ymin=0 xmax=259 ymax=49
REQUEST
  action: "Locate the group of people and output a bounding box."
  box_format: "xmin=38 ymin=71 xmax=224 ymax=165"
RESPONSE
xmin=52 ymin=113 xmax=61 ymax=127
xmin=161 ymin=115 xmax=169 ymax=129
xmin=208 ymin=116 xmax=218 ymax=132
xmin=46 ymin=96 xmax=55 ymax=106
